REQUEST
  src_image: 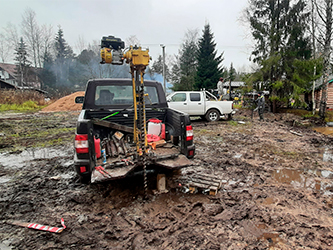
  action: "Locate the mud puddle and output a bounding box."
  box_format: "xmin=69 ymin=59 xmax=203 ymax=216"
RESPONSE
xmin=0 ymin=146 xmax=72 ymax=169
xmin=314 ymin=127 xmax=333 ymax=136
xmin=323 ymin=147 xmax=333 ymax=162
xmin=272 ymin=168 xmax=333 ymax=195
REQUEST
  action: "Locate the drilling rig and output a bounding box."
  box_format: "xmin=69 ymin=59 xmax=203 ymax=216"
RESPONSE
xmin=100 ymin=35 xmax=151 ymax=193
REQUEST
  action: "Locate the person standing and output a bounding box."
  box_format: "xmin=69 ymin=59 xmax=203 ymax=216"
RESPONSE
xmin=256 ymin=92 xmax=265 ymax=120
xmin=217 ymin=77 xmax=224 ymax=98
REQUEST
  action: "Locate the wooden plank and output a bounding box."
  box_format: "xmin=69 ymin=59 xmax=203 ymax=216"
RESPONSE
xmin=189 ymin=186 xmax=196 ymax=194
xmin=93 ymin=119 xmax=134 ymax=133
xmin=187 ymin=182 xmax=218 ymax=191
xmin=195 ymin=173 xmax=221 ymax=181
xmin=192 ymin=175 xmax=222 ymax=183
xmin=189 ymin=177 xmax=220 ymax=188
xmin=188 ymin=182 xmax=209 ymax=189
xmin=192 ymin=174 xmax=222 ymax=188
xmin=209 ymin=189 xmax=218 ymax=196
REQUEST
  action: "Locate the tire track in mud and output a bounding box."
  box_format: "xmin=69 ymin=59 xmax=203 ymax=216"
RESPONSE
xmin=1 ymin=111 xmax=333 ymax=249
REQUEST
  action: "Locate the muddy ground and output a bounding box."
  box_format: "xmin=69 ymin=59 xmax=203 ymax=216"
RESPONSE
xmin=1 ymin=109 xmax=333 ymax=249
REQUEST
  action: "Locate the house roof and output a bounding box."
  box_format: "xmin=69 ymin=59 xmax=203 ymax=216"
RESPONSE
xmin=0 ymin=63 xmax=16 ymax=78
xmin=0 ymin=79 xmax=17 ymax=89
xmin=222 ymin=81 xmax=245 ymax=87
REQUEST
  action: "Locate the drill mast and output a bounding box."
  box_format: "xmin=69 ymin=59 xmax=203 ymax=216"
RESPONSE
xmin=100 ymin=36 xmax=151 ymax=194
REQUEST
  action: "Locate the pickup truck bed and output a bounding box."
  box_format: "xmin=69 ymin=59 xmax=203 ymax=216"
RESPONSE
xmin=74 ymin=79 xmax=195 ymax=183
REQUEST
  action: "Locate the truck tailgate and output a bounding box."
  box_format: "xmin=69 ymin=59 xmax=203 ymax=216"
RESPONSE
xmin=91 ymin=146 xmax=192 ymax=183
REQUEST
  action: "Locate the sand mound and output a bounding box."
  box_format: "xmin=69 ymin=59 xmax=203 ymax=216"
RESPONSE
xmin=41 ymin=91 xmax=85 ymax=112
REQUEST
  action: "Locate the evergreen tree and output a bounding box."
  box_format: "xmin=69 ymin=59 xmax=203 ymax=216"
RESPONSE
xmin=228 ymin=63 xmax=236 ymax=82
xmin=171 ymin=29 xmax=199 ymax=91
xmin=14 ymin=37 xmax=31 ymax=86
xmin=151 ymin=55 xmax=170 ymax=81
xmin=194 ymin=23 xmax=223 ymax=90
xmin=39 ymin=50 xmax=56 ymax=89
xmin=246 ymin=0 xmax=313 ymax=112
xmin=54 ymin=26 xmax=75 ymax=87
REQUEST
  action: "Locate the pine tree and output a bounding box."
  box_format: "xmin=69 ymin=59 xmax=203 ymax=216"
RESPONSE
xmin=151 ymin=55 xmax=170 ymax=81
xmin=246 ymin=0 xmax=313 ymax=112
xmin=194 ymin=23 xmax=223 ymax=90
xmin=54 ymin=27 xmax=74 ymax=87
xmin=39 ymin=50 xmax=56 ymax=89
xmin=171 ymin=29 xmax=199 ymax=91
xmin=14 ymin=37 xmax=31 ymax=86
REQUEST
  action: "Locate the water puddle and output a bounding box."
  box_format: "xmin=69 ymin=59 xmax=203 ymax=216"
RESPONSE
xmin=0 ymin=147 xmax=71 ymax=169
xmin=314 ymin=127 xmax=333 ymax=136
xmin=261 ymin=197 xmax=277 ymax=205
xmin=258 ymin=232 xmax=282 ymax=246
xmin=272 ymin=169 xmax=333 ymax=195
xmin=0 ymin=242 xmax=12 ymax=250
xmin=0 ymin=176 xmax=12 ymax=184
xmin=323 ymin=148 xmax=333 ymax=163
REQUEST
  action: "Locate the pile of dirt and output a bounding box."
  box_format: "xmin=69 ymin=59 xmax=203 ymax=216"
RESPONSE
xmin=41 ymin=91 xmax=85 ymax=112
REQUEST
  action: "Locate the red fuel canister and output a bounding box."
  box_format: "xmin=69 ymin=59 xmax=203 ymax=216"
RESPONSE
xmin=94 ymin=137 xmax=101 ymax=158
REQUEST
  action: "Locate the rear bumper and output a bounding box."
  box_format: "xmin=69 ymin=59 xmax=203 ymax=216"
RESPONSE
xmin=186 ymin=144 xmax=195 ymax=159
xmin=74 ymin=154 xmax=91 ymax=176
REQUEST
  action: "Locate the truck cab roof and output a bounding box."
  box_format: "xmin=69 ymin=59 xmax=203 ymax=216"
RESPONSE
xmin=82 ymin=78 xmax=168 ymax=110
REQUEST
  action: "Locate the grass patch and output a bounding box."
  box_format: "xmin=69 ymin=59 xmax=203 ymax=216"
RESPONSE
xmin=0 ymin=100 xmax=47 ymax=112
xmin=325 ymin=110 xmax=333 ymax=122
xmin=197 ymin=129 xmax=208 ymax=134
xmin=228 ymin=120 xmax=238 ymax=126
xmin=0 ymin=112 xmax=78 ymax=152
xmin=0 ymin=89 xmax=48 ymax=112
xmin=233 ymin=104 xmax=242 ymax=109
xmin=282 ymin=108 xmax=333 ymax=122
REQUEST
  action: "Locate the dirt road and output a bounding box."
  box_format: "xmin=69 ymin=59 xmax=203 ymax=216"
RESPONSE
xmin=1 ymin=110 xmax=333 ymax=249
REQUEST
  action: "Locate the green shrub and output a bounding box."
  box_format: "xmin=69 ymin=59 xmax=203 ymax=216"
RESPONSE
xmin=0 ymin=100 xmax=43 ymax=112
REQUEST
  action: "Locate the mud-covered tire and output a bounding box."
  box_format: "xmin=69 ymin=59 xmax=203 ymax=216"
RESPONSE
xmin=226 ymin=114 xmax=233 ymax=120
xmin=205 ymin=109 xmax=220 ymax=122
xmin=80 ymin=173 xmax=91 ymax=184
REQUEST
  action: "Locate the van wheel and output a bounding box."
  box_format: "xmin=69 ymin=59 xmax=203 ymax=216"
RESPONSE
xmin=205 ymin=109 xmax=220 ymax=122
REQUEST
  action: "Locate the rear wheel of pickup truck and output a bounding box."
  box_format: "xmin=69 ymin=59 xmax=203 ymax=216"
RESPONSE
xmin=227 ymin=114 xmax=233 ymax=120
xmin=80 ymin=173 xmax=91 ymax=184
xmin=205 ymin=109 xmax=220 ymax=122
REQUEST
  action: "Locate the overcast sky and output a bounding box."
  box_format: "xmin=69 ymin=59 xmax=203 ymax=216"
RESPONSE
xmin=2 ymin=0 xmax=255 ymax=72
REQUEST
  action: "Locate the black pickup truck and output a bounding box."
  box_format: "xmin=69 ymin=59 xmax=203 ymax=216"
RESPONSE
xmin=74 ymin=78 xmax=195 ymax=183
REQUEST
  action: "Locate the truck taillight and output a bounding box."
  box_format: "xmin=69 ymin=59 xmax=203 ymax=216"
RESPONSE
xmin=75 ymin=134 xmax=89 ymax=154
xmin=186 ymin=125 xmax=193 ymax=141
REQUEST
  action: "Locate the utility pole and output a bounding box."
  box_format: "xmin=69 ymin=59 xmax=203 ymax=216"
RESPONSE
xmin=160 ymin=44 xmax=166 ymax=92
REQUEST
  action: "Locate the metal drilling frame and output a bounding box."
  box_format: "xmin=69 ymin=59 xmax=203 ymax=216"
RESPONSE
xmin=100 ymin=38 xmax=151 ymax=195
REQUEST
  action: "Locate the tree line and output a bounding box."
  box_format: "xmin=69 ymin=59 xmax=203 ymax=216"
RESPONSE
xmin=0 ymin=7 xmax=236 ymax=97
xmin=1 ymin=1 xmax=333 ymax=118
xmin=243 ymin=0 xmax=333 ymax=118
xmin=155 ymin=0 xmax=333 ymax=118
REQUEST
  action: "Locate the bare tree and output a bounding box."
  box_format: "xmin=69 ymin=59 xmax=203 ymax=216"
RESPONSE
xmin=40 ymin=24 xmax=54 ymax=64
xmin=0 ymin=33 xmax=11 ymax=63
xmin=21 ymin=8 xmax=43 ymax=68
xmin=315 ymin=0 xmax=333 ymax=118
xmin=3 ymin=22 xmax=19 ymax=59
xmin=75 ymin=35 xmax=87 ymax=54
